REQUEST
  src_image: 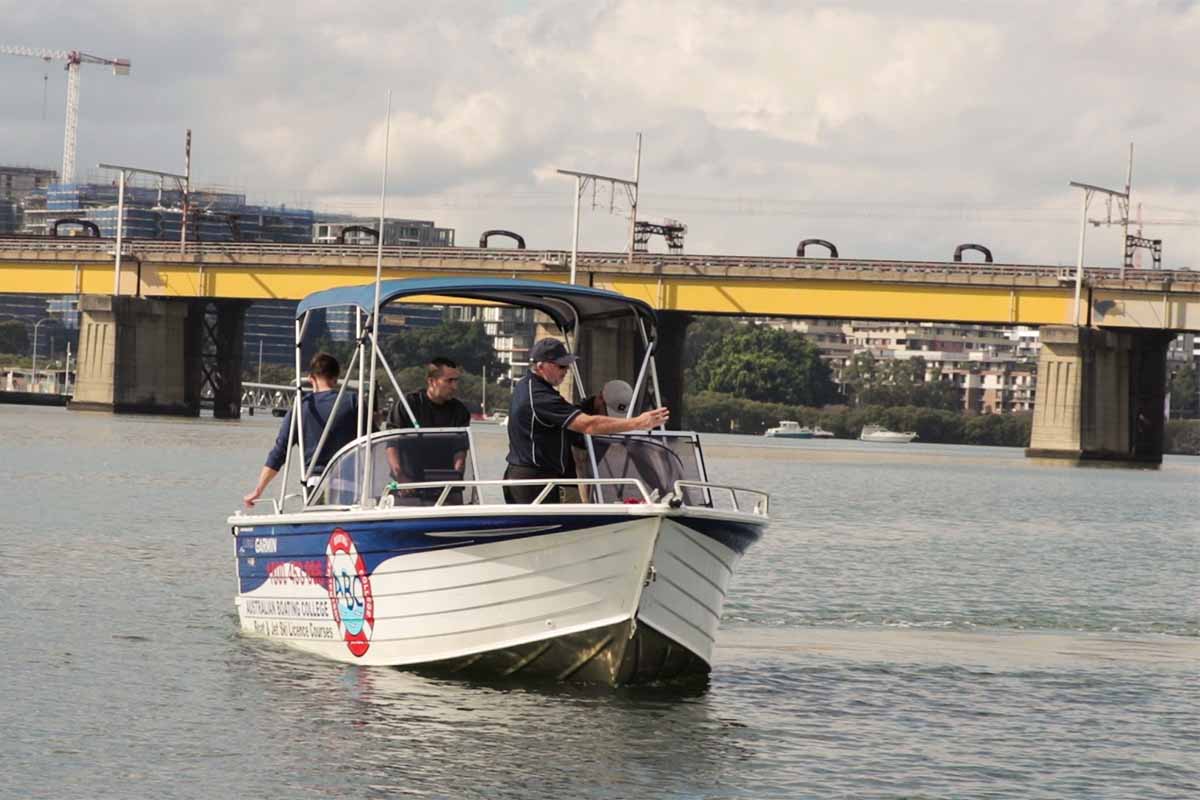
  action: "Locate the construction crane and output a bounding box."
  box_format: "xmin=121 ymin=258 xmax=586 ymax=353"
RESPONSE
xmin=0 ymin=45 xmax=131 ymax=184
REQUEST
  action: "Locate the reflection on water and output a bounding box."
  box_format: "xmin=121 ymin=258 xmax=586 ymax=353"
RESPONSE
xmin=1 ymin=406 xmax=1197 ymax=799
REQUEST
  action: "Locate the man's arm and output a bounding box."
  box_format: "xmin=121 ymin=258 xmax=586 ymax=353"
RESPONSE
xmin=248 ymin=406 xmax=296 ymax=507
xmin=243 ymin=465 xmax=279 ymax=508
xmin=568 ymin=407 xmax=669 ymax=436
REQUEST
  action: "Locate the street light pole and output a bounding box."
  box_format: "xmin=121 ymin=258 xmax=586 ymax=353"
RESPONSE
xmin=557 ymin=135 xmax=642 ymax=285
xmin=98 ymin=162 xmax=188 ymax=298
xmin=257 ymin=337 xmax=263 ymax=384
xmin=31 ymin=317 xmax=53 ymax=391
xmin=1068 ymin=180 xmax=1128 ymax=326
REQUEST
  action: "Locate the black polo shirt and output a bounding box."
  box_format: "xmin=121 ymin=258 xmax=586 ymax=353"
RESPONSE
xmin=506 ymin=372 xmax=583 ymax=474
xmin=388 ymin=389 xmax=471 ymax=430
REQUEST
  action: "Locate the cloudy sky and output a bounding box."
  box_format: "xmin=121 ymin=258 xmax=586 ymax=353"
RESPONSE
xmin=3 ymin=1 xmax=1198 ymax=266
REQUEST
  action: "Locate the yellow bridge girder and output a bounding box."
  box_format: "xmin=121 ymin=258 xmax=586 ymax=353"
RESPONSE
xmin=2 ymin=244 xmax=1198 ymax=330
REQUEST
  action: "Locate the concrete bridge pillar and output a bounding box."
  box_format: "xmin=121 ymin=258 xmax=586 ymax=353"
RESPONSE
xmin=70 ymin=295 xmax=248 ymax=418
xmin=71 ymin=295 xmax=201 ymax=415
xmin=1027 ymin=325 xmax=1173 ymax=465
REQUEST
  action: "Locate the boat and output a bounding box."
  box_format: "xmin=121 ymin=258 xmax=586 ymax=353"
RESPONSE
xmin=859 ymin=424 xmax=918 ymax=443
xmin=229 ymin=278 xmax=769 ymax=685
xmin=812 ymin=426 xmax=835 ymax=439
xmin=764 ymin=420 xmax=813 ymax=439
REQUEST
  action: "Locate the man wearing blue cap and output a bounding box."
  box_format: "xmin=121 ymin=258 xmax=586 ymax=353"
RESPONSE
xmin=504 ymin=337 xmax=669 ymax=504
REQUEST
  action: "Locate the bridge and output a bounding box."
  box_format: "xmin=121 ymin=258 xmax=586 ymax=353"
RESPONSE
xmin=3 ymin=236 xmax=1198 ymax=465
xmin=2 ymin=237 xmax=1198 ymax=329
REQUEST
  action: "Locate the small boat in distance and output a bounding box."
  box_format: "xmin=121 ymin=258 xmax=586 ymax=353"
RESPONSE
xmin=765 ymin=420 xmax=813 ymax=439
xmin=859 ymin=424 xmax=918 ymax=443
xmin=812 ymin=426 xmax=835 ymax=439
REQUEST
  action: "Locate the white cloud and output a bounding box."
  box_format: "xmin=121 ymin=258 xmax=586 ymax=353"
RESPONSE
xmin=2 ymin=0 xmax=1198 ymax=265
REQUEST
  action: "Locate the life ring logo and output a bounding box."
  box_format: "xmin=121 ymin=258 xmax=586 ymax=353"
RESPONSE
xmin=326 ymin=528 xmax=374 ymax=657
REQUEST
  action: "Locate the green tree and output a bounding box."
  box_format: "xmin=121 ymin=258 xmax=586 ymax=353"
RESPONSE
xmin=385 ymin=321 xmax=501 ymax=376
xmin=683 ymin=317 xmax=740 ymax=392
xmin=1169 ymin=363 xmax=1198 ymax=418
xmin=690 ymin=324 xmax=836 ymax=406
xmin=841 ymin=352 xmax=960 ymax=410
xmin=0 ymin=320 xmax=28 ymax=356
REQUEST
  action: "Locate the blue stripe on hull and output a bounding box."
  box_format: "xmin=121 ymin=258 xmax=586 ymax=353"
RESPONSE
xmin=235 ymin=513 xmax=627 ymax=593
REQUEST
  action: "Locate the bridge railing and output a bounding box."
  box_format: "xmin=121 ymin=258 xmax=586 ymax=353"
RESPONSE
xmin=1 ymin=235 xmax=1194 ymax=281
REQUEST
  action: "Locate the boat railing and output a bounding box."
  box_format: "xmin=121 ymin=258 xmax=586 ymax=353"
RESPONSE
xmin=242 ymin=475 xmax=769 ymax=516
xmin=673 ymin=480 xmax=770 ymax=516
xmin=374 ymin=478 xmax=656 ymax=508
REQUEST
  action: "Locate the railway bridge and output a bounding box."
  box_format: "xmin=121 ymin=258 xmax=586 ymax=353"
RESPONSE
xmin=2 ymin=237 xmax=1197 ymax=464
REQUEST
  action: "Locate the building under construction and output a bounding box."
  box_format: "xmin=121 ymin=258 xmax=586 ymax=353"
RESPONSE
xmin=21 ymin=181 xmax=315 ymax=243
xmin=0 ymin=166 xmax=57 ymax=234
xmin=1 ymin=171 xmax=461 ymax=368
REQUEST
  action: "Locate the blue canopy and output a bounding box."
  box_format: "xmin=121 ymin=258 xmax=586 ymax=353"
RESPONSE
xmin=295 ymin=277 xmax=656 ymax=335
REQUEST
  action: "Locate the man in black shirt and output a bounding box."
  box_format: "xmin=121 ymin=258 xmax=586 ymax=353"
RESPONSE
xmin=504 ymin=338 xmax=669 ymax=504
xmin=386 ymin=357 xmax=472 ymax=501
xmin=387 ymin=356 xmax=472 ymax=433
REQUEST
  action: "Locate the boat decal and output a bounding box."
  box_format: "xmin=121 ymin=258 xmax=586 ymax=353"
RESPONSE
xmin=326 ymin=528 xmax=374 ymax=657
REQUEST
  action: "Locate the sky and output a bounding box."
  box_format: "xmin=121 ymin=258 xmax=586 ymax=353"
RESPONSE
xmin=3 ymin=1 xmax=1199 ymax=267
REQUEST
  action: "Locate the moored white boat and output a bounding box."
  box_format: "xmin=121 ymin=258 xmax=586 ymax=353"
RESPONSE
xmin=765 ymin=420 xmax=813 ymax=439
xmin=230 ymin=278 xmax=768 ymax=685
xmin=859 ymin=424 xmax=918 ymax=443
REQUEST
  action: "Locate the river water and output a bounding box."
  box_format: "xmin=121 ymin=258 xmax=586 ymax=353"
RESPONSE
xmin=2 ymin=405 xmax=1197 ymax=799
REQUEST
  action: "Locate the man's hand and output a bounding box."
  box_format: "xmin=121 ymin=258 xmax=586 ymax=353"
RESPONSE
xmin=636 ymin=407 xmax=670 ymax=429
xmin=243 ymin=488 xmax=262 ymax=508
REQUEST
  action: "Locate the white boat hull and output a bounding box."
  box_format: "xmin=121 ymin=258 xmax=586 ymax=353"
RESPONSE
xmin=232 ymin=505 xmax=762 ymax=683
xmin=860 ymin=431 xmax=917 ymax=443
xmin=637 ymin=518 xmax=744 ymax=665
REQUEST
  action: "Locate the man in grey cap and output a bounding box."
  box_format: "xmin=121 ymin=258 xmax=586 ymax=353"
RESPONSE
xmin=504 ymin=338 xmax=669 ymax=504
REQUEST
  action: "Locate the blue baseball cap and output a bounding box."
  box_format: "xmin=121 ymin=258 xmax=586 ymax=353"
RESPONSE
xmin=529 ymin=338 xmax=578 ymax=366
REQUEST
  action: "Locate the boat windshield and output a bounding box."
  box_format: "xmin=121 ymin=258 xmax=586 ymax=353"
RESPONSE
xmin=586 ymin=431 xmax=710 ymax=506
xmin=308 ymin=429 xmax=478 ymax=507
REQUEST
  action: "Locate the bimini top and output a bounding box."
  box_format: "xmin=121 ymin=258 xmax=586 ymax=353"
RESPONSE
xmin=295 ymin=277 xmax=656 ymax=335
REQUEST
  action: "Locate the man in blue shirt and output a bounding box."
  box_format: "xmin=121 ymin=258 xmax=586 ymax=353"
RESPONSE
xmin=504 ymin=338 xmax=669 ymax=504
xmin=243 ymin=352 xmax=360 ymax=507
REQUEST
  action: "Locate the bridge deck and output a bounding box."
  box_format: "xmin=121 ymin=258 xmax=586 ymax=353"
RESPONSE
xmin=2 ymin=238 xmax=1197 ymax=330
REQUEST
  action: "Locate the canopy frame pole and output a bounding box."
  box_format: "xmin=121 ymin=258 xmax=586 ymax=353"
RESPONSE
xmin=362 ymin=90 xmax=393 ymax=507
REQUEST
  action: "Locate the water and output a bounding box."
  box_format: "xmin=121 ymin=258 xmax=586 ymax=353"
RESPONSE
xmin=2 ymin=405 xmax=1197 ymax=799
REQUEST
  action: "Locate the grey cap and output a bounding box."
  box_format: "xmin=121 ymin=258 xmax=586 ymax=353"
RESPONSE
xmin=602 ymin=379 xmax=634 ymax=417
xmin=529 ymin=338 xmax=578 ymax=366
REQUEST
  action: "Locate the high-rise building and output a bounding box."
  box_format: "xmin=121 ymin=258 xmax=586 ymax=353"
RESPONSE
xmin=313 ymin=217 xmax=455 ymax=247
xmin=0 ymin=166 xmax=57 ymax=234
xmin=22 ymin=182 xmax=315 ymax=242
